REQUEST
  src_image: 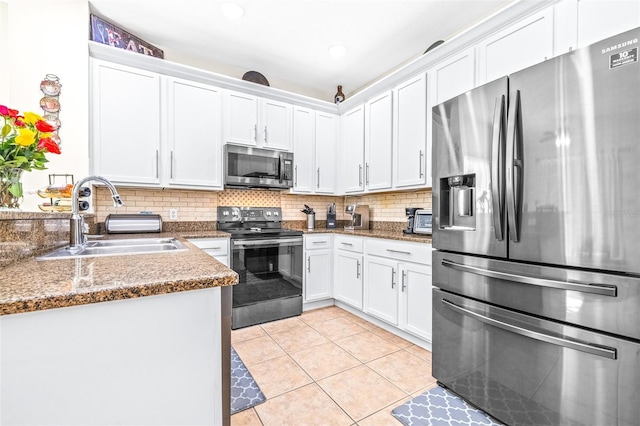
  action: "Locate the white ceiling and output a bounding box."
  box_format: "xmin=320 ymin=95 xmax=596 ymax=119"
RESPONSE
xmin=88 ymin=0 xmax=515 ymax=101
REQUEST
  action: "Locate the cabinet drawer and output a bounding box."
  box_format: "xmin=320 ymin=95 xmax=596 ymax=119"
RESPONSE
xmin=187 ymin=238 xmax=229 ymax=256
xmin=366 ymin=238 xmax=432 ymax=264
xmin=335 ymin=235 xmax=363 ymax=253
xmin=304 ymin=234 xmax=333 ymax=250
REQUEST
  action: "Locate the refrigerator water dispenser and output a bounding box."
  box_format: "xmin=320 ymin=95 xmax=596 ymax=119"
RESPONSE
xmin=439 ymin=174 xmax=476 ymax=230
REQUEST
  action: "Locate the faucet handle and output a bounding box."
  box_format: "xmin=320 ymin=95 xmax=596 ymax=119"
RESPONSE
xmin=82 ymin=222 xmax=90 ymax=235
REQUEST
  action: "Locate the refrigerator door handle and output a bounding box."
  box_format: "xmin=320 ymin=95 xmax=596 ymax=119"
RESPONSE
xmin=506 ymin=90 xmax=522 ymax=242
xmin=442 ymin=298 xmax=617 ymax=359
xmin=491 ymin=95 xmax=506 ymax=241
xmin=442 ymin=259 xmax=617 ymax=297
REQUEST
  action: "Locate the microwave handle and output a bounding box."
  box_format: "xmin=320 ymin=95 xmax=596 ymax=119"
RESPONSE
xmin=278 ymin=154 xmax=283 ymax=182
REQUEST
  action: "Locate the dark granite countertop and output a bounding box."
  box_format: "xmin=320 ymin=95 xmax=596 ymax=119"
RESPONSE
xmin=288 ymin=227 xmax=433 ymax=244
xmin=0 ymin=232 xmax=236 ymax=316
xmin=0 ymin=225 xmax=431 ymax=316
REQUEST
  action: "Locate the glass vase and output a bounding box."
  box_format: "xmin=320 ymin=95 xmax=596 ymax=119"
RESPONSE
xmin=0 ymin=167 xmax=24 ymax=210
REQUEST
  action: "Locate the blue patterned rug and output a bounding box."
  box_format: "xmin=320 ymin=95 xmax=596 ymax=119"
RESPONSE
xmin=230 ymin=347 xmax=266 ymax=414
xmin=391 ymin=386 xmax=503 ymax=426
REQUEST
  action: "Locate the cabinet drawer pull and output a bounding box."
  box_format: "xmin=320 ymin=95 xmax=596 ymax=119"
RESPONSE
xmin=317 ymin=168 xmax=320 ymax=188
xmin=170 ymin=150 xmax=174 ymax=179
xmin=264 ymin=125 xmax=268 ymax=144
xmin=357 ymin=260 xmax=361 ymax=278
xmin=359 ymin=164 xmax=363 ymax=186
xmin=294 ymin=165 xmax=298 ymax=186
xmin=340 ymin=242 xmax=353 ymax=246
xmin=312 ymin=241 xmax=328 ymax=244
xmin=386 ymin=249 xmax=412 ymax=255
xmin=402 ymin=270 xmax=407 ymax=292
xmin=419 ymin=150 xmax=424 ymax=178
xmin=392 ymin=268 xmax=396 ymax=288
xmin=308 ymin=256 xmax=311 ymax=272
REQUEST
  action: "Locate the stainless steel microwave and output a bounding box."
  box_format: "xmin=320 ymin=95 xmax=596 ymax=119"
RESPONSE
xmin=224 ymin=144 xmax=294 ymax=189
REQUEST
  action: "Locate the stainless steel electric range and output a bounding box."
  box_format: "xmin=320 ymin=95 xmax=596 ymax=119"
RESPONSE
xmin=217 ymin=207 xmax=303 ymax=329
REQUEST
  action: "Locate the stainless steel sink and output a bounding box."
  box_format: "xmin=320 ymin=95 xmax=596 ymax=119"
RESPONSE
xmin=37 ymin=237 xmax=188 ymax=260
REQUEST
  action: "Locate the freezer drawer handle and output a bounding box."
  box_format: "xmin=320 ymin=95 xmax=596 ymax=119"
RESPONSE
xmin=441 ymin=259 xmax=617 ymax=297
xmin=442 ymin=298 xmax=617 ymax=360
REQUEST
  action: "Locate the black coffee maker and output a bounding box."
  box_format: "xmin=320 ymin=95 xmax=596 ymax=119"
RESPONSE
xmin=403 ymin=207 xmax=423 ymax=234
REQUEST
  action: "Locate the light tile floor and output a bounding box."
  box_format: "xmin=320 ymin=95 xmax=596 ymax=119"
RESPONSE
xmin=231 ymin=306 xmax=437 ymax=426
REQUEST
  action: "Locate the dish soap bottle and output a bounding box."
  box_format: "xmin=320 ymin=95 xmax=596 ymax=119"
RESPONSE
xmin=334 ymin=85 xmax=345 ymax=104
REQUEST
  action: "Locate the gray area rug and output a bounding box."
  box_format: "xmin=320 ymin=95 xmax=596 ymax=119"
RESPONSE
xmin=392 ymin=386 xmax=503 ymax=426
xmin=230 ymin=347 xmax=266 ymax=414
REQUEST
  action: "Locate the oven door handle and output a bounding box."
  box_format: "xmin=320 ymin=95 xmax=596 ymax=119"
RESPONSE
xmin=442 ymin=259 xmax=617 ymax=297
xmin=442 ymin=299 xmax=617 ymax=360
xmin=233 ymin=237 xmax=303 ymax=248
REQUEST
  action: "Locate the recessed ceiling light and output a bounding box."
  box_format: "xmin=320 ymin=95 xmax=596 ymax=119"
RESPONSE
xmin=221 ymin=2 xmax=245 ymax=20
xmin=328 ymin=44 xmax=347 ymax=59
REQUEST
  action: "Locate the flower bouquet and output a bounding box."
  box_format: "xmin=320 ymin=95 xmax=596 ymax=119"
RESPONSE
xmin=0 ymin=105 xmax=61 ymax=209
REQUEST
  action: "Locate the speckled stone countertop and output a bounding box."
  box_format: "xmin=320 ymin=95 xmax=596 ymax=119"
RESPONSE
xmin=0 ymin=232 xmax=236 ymax=316
xmin=287 ymin=227 xmax=433 ymax=244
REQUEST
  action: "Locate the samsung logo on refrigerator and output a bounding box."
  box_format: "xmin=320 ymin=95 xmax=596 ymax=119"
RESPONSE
xmin=601 ymin=38 xmax=638 ymax=54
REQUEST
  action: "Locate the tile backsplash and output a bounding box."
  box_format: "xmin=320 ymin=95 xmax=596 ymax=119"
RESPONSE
xmin=95 ymin=187 xmax=432 ymax=225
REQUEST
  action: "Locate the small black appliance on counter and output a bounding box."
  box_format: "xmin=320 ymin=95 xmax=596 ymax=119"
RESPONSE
xmin=403 ymin=207 xmax=422 ymax=234
xmin=326 ymin=203 xmax=336 ymax=228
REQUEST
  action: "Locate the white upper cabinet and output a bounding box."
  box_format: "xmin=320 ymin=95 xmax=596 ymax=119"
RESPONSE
xmin=364 ymin=91 xmax=393 ymax=192
xmin=91 ymin=59 xmax=161 ymax=185
xmin=576 ymin=0 xmax=640 ymax=47
xmin=430 ymin=48 xmax=476 ymax=105
xmin=292 ymin=106 xmax=314 ymax=193
xmin=291 ymin=108 xmax=338 ymax=194
xmin=261 ymin=99 xmax=293 ymax=151
xmin=165 ymin=77 xmax=223 ymax=189
xmin=393 ymin=73 xmax=428 ymax=189
xmin=224 ymin=91 xmax=258 ymax=146
xmin=477 ymin=9 xmax=554 ymax=84
xmin=340 ymin=105 xmax=365 ymax=193
xmin=224 ymin=91 xmax=292 ymax=151
xmin=315 ymin=112 xmax=339 ymax=194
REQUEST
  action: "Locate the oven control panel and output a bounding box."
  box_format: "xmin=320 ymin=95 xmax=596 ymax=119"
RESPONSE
xmin=217 ymin=206 xmax=281 ymax=223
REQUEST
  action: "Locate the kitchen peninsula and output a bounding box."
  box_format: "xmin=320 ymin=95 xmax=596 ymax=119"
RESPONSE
xmin=0 ymin=215 xmax=236 ymax=426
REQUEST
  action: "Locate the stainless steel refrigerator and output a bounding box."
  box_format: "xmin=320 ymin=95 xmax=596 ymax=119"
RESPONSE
xmin=432 ymin=27 xmax=640 ymax=425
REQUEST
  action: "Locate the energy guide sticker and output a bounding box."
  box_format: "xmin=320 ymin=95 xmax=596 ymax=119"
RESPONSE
xmin=610 ymin=47 xmax=637 ymax=69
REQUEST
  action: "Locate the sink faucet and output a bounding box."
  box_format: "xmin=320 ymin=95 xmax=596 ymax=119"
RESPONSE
xmin=70 ymin=176 xmax=124 ymax=249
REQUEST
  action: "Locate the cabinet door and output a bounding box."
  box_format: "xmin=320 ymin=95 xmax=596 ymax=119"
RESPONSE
xmin=341 ymin=105 xmax=365 ymax=193
xmin=577 ymin=0 xmax=640 ymax=48
xmin=334 ymin=251 xmax=363 ymax=309
xmin=430 ymin=48 xmax=475 ymax=105
xmin=292 ymin=107 xmax=314 ymax=193
xmin=91 ymin=60 xmax=160 ymax=184
xmin=400 ymin=262 xmax=432 ymax=341
xmin=364 ymin=256 xmax=398 ymax=325
xmin=477 ymin=9 xmax=553 ymax=84
xmin=393 ymin=73 xmax=427 ymax=188
xmin=365 ymin=91 xmax=393 ymax=191
xmin=304 ymin=250 xmax=332 ymax=302
xmin=225 ymin=91 xmax=258 ymax=146
xmin=166 ymin=78 xmax=222 ymax=189
xmin=261 ymin=99 xmax=292 ymax=151
xmin=315 ymin=112 xmax=339 ymax=194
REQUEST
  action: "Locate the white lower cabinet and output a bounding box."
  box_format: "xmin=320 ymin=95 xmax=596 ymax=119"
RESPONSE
xmin=400 ymin=262 xmax=433 ymax=341
xmin=363 ymin=239 xmax=433 ymax=340
xmin=334 ymin=236 xmax=364 ymax=309
xmin=364 ymin=256 xmax=399 ymax=324
xmin=186 ymin=238 xmax=229 ymax=267
xmin=303 ymin=235 xmax=333 ymax=302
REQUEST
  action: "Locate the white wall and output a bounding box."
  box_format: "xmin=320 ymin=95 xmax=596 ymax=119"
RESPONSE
xmin=3 ymin=0 xmax=89 ymax=211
